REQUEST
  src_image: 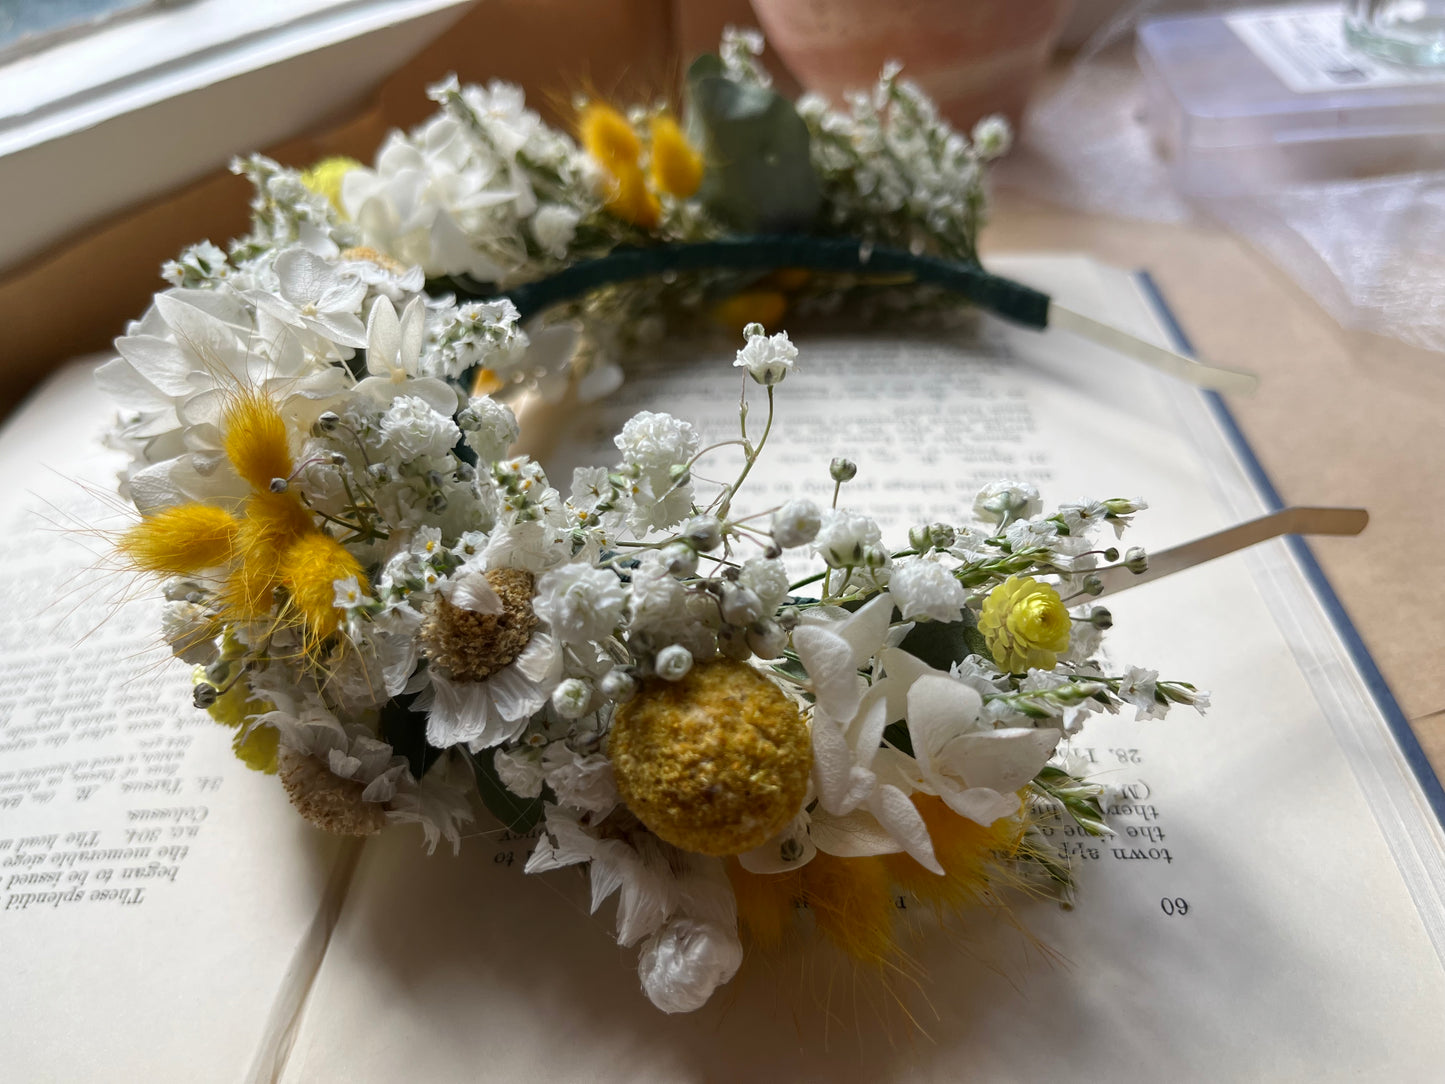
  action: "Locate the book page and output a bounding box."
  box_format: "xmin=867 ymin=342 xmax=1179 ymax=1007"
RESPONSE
xmin=0 ymin=366 xmax=358 ymax=1084
xmin=274 ymin=256 xmax=1445 ymax=1081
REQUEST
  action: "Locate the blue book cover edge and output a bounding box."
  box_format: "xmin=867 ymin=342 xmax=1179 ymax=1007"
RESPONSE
xmin=1135 ymin=270 xmax=1445 ymax=827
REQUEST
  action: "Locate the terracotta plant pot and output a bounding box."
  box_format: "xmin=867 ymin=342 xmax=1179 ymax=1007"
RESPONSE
xmin=750 ymin=0 xmax=1073 ymax=131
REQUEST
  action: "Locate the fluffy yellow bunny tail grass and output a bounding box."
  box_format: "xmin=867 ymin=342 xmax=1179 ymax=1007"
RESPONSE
xmin=882 ymin=795 xmax=1025 ymax=914
xmin=578 ymin=100 xmax=642 ymax=173
xmin=221 ymin=491 xmax=314 ymax=621
xmin=800 ymin=853 xmax=898 ymax=969
xmin=119 ymin=503 xmax=239 ymax=576
xmin=728 ymin=861 xmax=802 ymax=950
xmin=223 ymin=389 xmax=294 ymax=492
xmin=280 ymin=531 xmax=368 ymax=650
xmin=648 ymin=114 xmax=704 ymax=198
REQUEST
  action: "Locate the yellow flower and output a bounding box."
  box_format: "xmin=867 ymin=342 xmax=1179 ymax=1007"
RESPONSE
xmin=119 ymin=504 xmax=239 ymax=576
xmin=300 ymin=156 xmax=361 ymax=216
xmin=710 ymin=289 xmax=788 ymax=333
xmin=578 ymin=102 xmax=641 ymax=173
xmin=609 ymin=659 xmax=810 ymax=855
xmin=602 ymin=163 xmax=661 ymax=229
xmin=647 ymin=114 xmax=703 ymax=198
xmin=978 ymin=576 xmax=1072 ymax=673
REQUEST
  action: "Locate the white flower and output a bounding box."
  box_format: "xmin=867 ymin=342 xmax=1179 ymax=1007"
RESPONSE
xmin=733 ymin=326 xmax=797 ymax=386
xmin=540 ymin=742 xmax=617 ymax=817
xmin=793 ymin=591 xmax=893 ymax=721
xmin=973 ymin=480 xmax=1041 ymax=524
xmin=378 ymin=395 xmax=462 ymax=461
xmin=494 ymin=747 xmax=545 ymax=799
xmin=458 ymin=395 xmax=519 ymax=463
xmin=550 ymin=678 xmax=592 ymax=720
xmin=534 ymin=563 xmax=627 ymax=645
xmin=888 ymin=557 xmax=966 ymax=623
xmin=424 ymin=631 xmax=561 ymax=751
xmin=1117 ymin=666 xmax=1166 ymax=720
xmin=885 ymin=649 xmax=1061 ymax=826
xmin=738 ymin=557 xmax=790 ymax=614
xmin=971 ymin=115 xmax=1013 ymax=159
xmin=614 ymin=411 xmax=699 ymax=531
xmin=249 ymin=246 xmax=367 ymax=351
xmin=531 ymin=203 xmax=581 ymax=257
xmin=809 ymin=682 xmax=943 ymax=874
xmin=771 ymin=498 xmax=821 ymax=548
xmin=638 ymin=916 xmax=743 ymax=1014
xmin=332 ymin=576 xmax=373 ymax=609
xmin=354 ymin=295 xmax=460 ymax=413
xmin=813 ymin=509 xmax=883 ymax=569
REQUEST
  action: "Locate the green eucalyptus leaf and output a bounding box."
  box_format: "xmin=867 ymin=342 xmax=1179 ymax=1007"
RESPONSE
xmin=896 ymin=609 xmax=988 ymax=672
xmin=686 ymin=56 xmax=821 ymax=232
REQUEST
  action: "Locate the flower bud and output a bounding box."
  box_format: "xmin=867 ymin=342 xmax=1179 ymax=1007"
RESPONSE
xmin=771 ymin=499 xmax=821 ymax=548
xmin=683 ymin=516 xmax=723 ymax=552
xmin=599 ymin=669 xmax=638 ymax=702
xmin=747 ymin=619 xmax=788 ymax=659
xmin=829 ymin=457 xmax=857 ymax=483
xmin=1089 ymin=606 xmax=1113 ymax=629
xmin=654 ymin=644 xmax=694 ymax=681
xmin=661 ymin=541 xmax=699 ymax=577
xmin=719 ymin=584 xmax=764 ymax=627
xmin=551 ymin=678 xmax=592 ymax=719
xmin=1124 ymin=547 xmax=1149 ymax=574
xmin=192 ymin=683 xmax=218 ymax=709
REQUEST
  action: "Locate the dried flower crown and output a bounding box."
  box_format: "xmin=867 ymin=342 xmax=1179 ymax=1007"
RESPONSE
xmin=101 ymin=31 xmax=1220 ymax=1015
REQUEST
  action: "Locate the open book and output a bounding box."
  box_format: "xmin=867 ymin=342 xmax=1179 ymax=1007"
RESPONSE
xmin=4 ymin=256 xmax=1444 ymax=1081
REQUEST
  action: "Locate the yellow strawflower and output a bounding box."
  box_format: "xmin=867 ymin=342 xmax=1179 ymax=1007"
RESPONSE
xmin=979 ymin=576 xmax=1073 ymax=673
xmin=647 ymin=114 xmax=704 ymax=197
xmin=300 ymin=156 xmax=362 ymax=216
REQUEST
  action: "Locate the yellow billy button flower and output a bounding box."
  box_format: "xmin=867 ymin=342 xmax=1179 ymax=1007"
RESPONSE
xmin=978 ymin=575 xmax=1073 ymax=673
xmin=610 ymin=658 xmax=811 ymax=856
xmin=300 ymin=156 xmax=362 ymax=216
xmin=647 ymin=114 xmax=704 ymax=197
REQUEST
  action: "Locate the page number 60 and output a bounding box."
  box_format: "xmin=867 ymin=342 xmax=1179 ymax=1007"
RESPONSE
xmin=1160 ymin=897 xmax=1190 ymax=916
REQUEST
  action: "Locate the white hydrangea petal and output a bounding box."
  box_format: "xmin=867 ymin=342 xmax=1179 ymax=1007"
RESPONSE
xmin=937 ymin=782 xmax=1020 ymax=827
xmin=904 ymin=673 xmax=985 ymax=776
xmin=811 ymin=709 xmax=874 ymax=816
xmin=809 ymin=806 xmax=905 ymax=857
xmin=794 ymin=627 xmax=864 ymax=721
xmin=867 ymin=783 xmax=943 ymax=875
xmin=939 ymin=728 xmax=1060 ymax=794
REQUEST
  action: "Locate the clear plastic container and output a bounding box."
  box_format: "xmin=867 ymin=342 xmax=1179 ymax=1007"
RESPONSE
xmin=1137 ymin=4 xmax=1445 ymax=196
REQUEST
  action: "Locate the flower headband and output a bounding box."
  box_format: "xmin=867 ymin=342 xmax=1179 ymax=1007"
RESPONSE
xmin=100 ymin=31 xmax=1308 ymax=1015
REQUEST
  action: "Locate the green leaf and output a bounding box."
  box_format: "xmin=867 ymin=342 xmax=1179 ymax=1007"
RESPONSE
xmin=896 ymin=609 xmax=988 ymax=672
xmin=378 ymin=694 xmax=443 ymax=781
xmin=686 ymin=55 xmax=821 ymax=232
xmin=467 ymin=747 xmax=547 ymax=835
xmin=882 ymin=719 xmax=913 ymax=757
